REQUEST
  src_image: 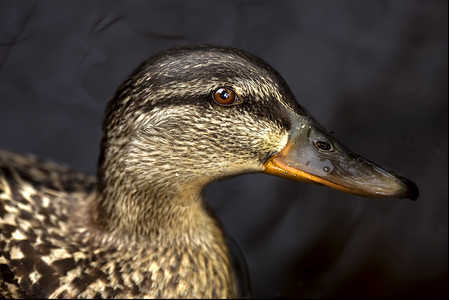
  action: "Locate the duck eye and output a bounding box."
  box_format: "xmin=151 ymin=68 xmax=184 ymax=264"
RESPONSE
xmin=315 ymin=140 xmax=333 ymax=151
xmin=213 ymin=88 xmax=239 ymax=105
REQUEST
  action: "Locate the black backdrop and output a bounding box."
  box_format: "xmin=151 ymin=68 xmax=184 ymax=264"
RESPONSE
xmin=0 ymin=1 xmax=447 ymax=298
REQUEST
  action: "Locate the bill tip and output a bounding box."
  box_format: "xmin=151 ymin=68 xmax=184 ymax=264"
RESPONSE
xmin=405 ymin=178 xmax=419 ymax=201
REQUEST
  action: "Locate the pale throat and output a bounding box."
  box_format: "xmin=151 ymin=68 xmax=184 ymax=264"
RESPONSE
xmin=94 ymin=168 xmax=217 ymax=244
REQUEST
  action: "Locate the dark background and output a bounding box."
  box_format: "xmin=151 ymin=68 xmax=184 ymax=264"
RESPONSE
xmin=0 ymin=1 xmax=447 ymax=298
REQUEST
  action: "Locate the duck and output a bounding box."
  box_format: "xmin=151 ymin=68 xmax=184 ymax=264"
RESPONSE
xmin=0 ymin=44 xmax=418 ymax=298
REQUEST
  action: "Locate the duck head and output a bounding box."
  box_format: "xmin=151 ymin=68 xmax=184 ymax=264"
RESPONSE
xmin=97 ymin=45 xmax=418 ymax=226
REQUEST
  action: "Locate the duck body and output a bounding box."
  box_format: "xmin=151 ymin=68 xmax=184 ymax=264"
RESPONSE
xmin=0 ymin=149 xmax=232 ymax=298
xmin=0 ymin=45 xmax=417 ymax=298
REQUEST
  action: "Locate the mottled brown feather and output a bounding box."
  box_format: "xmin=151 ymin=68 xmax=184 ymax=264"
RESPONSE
xmin=0 ymin=150 xmax=233 ymax=298
xmin=0 ymin=45 xmax=301 ymax=298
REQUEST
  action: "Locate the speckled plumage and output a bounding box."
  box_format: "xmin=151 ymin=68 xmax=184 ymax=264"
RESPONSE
xmin=0 ymin=45 xmax=417 ymax=299
xmin=0 ymin=149 xmax=234 ymax=298
xmin=1 ymin=45 xmax=296 ymax=298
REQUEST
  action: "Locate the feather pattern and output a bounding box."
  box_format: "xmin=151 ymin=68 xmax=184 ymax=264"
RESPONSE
xmin=1 ymin=45 xmax=415 ymax=298
xmin=1 ymin=45 xmax=295 ymax=298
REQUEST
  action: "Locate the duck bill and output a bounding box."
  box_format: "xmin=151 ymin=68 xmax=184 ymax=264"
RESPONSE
xmin=263 ymin=111 xmax=419 ymax=200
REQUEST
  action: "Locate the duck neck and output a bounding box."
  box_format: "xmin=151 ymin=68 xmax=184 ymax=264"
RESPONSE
xmin=94 ymin=165 xmax=222 ymax=247
xmin=91 ymin=161 xmax=234 ymax=297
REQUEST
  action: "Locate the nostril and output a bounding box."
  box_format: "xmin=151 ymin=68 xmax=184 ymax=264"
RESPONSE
xmin=315 ymin=140 xmax=333 ymax=151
